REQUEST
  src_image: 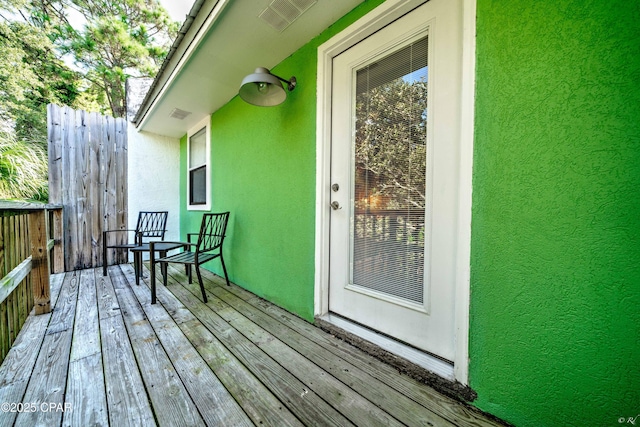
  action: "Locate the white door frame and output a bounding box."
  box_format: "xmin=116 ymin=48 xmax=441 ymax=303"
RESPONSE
xmin=314 ymin=0 xmax=476 ymax=385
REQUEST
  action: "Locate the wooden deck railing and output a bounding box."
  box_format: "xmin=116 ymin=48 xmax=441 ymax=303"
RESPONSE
xmin=0 ymin=201 xmax=64 ymax=364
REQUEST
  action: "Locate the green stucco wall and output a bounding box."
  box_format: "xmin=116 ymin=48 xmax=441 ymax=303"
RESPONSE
xmin=470 ymin=1 xmax=640 ymax=426
xmin=176 ymin=0 xmax=639 ymax=425
xmin=179 ymin=0 xmax=384 ymax=321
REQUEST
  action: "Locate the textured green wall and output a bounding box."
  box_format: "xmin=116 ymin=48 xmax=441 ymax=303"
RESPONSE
xmin=471 ymin=1 xmax=640 ymax=426
xmin=179 ymin=0 xmax=384 ymax=321
xmin=176 ymin=0 xmax=639 ymax=424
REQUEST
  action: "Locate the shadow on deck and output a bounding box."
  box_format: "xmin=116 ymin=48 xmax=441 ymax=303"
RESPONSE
xmin=0 ymin=263 xmax=505 ymax=426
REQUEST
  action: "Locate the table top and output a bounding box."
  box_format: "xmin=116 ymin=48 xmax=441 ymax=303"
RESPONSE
xmin=130 ymin=242 xmax=185 ymax=252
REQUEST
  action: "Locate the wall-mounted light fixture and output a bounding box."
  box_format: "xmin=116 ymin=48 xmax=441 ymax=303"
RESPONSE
xmin=239 ymin=67 xmax=297 ymax=106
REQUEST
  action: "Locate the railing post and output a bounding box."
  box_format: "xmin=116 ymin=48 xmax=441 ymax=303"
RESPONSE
xmin=51 ymin=208 xmax=65 ymax=273
xmin=28 ymin=210 xmax=51 ymax=314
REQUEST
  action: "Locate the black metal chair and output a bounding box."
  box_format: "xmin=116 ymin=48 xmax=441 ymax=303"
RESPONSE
xmin=102 ymin=211 xmax=182 ymax=284
xmin=149 ymin=212 xmax=230 ymax=304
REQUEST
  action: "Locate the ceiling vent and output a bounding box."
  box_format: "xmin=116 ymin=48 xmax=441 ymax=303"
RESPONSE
xmin=169 ymin=108 xmax=192 ymax=120
xmin=259 ymin=0 xmax=317 ymax=32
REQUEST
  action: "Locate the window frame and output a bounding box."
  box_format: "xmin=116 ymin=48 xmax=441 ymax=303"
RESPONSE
xmin=187 ymin=116 xmax=211 ymax=211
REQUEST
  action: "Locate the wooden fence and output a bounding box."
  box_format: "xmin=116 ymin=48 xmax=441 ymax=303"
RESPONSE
xmin=0 ymin=202 xmax=63 ymax=365
xmin=47 ymin=104 xmax=128 ymax=271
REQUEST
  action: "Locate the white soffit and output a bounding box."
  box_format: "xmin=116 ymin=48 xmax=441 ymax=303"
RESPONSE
xmin=138 ymin=0 xmax=365 ymax=138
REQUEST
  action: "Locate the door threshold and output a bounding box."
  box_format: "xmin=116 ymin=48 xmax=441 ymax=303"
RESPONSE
xmin=318 ymin=313 xmax=455 ymax=381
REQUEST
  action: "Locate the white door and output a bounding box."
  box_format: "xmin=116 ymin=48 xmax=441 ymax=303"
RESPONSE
xmin=328 ymin=0 xmax=462 ymax=362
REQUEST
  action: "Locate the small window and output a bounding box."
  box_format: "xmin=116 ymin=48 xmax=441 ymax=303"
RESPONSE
xmin=187 ymin=117 xmax=211 ymax=210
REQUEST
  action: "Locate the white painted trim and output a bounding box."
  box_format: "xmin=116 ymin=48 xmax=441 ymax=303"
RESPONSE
xmin=315 ymin=0 xmax=475 ymax=385
xmin=136 ymin=0 xmax=229 ymax=130
xmin=453 ymin=0 xmax=477 ymax=386
xmin=187 ymin=116 xmax=212 ymax=211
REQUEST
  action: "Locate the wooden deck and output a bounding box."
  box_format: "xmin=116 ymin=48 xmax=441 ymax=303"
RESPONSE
xmin=0 ymin=263 xmax=505 ymax=427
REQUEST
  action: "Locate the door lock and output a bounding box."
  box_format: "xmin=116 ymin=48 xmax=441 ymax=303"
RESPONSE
xmin=330 ymin=201 xmax=341 ymax=210
xmin=332 ymin=183 xmax=339 ymax=192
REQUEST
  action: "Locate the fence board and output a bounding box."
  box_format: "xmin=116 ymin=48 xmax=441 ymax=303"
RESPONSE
xmin=48 ymin=104 xmax=128 ymax=271
xmin=7 ymin=217 xmax=14 ymax=274
xmin=0 ymin=206 xmax=60 ymax=363
xmin=47 ymin=104 xmax=63 ymax=210
xmin=62 ymin=107 xmax=76 ymax=269
xmin=0 ymin=299 xmax=6 ymax=361
xmin=0 ymin=218 xmax=4 ymax=283
xmin=104 ymin=115 xmax=119 ymax=264
xmin=89 ymin=112 xmax=102 ymax=268
xmin=115 ymin=116 xmax=127 ymax=265
xmin=75 ymin=110 xmax=93 ymax=269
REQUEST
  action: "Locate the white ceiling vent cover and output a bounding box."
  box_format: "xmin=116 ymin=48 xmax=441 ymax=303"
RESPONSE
xmin=169 ymin=108 xmax=192 ymax=120
xmin=259 ymin=0 xmax=317 ymax=32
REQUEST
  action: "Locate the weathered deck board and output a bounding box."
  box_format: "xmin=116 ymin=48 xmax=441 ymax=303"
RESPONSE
xmin=95 ymin=267 xmax=121 ymax=320
xmin=158 ymin=268 xmax=355 ymax=427
xmin=0 ymin=264 xmax=507 ymax=427
xmin=64 ymin=354 xmax=107 ymax=427
xmin=120 ymin=265 xmax=254 ymax=427
xmin=100 ymin=312 xmax=155 ymax=426
xmin=165 ymin=264 xmax=504 ymax=427
xmin=205 ymin=271 xmax=494 ymax=427
xmin=0 ymin=273 xmax=64 ymax=427
xmin=15 ymin=271 xmax=78 ymax=426
xmin=64 ymin=269 xmax=108 ymax=427
xmin=219 ymin=303 xmax=405 ymax=427
xmin=69 ymin=270 xmax=101 ymax=362
xmin=149 ymin=275 xmax=305 ymax=427
xmin=203 ymin=269 xmax=494 ymax=427
xmin=109 ymin=266 xmax=205 ymax=427
xmin=207 ymin=283 xmax=454 ymax=427
xmin=172 ymin=272 xmax=408 ymax=427
xmin=96 ymin=266 xmax=154 ymax=427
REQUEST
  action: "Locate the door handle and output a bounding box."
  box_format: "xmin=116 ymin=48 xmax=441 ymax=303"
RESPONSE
xmin=330 ymin=201 xmax=341 ymax=210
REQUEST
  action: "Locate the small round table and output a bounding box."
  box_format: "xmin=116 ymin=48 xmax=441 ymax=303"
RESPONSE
xmin=130 ymin=242 xmax=185 ymax=285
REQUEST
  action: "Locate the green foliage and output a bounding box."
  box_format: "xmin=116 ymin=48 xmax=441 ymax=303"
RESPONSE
xmin=0 ymin=20 xmax=81 ymax=146
xmin=0 ymin=0 xmax=178 ymax=200
xmin=0 ymin=130 xmax=48 ymax=201
xmin=48 ymin=0 xmax=179 ymax=117
xmin=355 ymin=77 xmax=428 ymax=210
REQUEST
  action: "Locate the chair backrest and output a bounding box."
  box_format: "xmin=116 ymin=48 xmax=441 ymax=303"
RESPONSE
xmin=196 ymin=212 xmax=230 ymax=253
xmin=135 ymin=211 xmax=169 ymax=240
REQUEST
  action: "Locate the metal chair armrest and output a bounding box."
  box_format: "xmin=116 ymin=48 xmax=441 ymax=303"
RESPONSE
xmin=150 ymin=240 xmax=194 ymax=247
xmin=148 ymin=240 xmax=192 ymax=262
xmin=103 ymin=229 xmax=138 ymax=235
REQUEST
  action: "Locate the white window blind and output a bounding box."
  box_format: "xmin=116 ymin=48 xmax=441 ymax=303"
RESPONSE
xmin=189 ymin=127 xmax=207 ymax=206
xmin=189 ymin=128 xmax=206 ymax=169
xmin=352 ymin=36 xmax=428 ymax=304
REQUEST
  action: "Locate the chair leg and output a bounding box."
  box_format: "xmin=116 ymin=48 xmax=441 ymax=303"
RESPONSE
xmin=163 ymin=261 xmax=168 ymax=287
xmin=220 ymin=253 xmax=230 ymax=286
xmin=187 ymin=265 xmax=192 ymax=284
xmin=160 ymin=251 xmax=167 ymax=283
xmin=195 ymin=265 xmax=208 ymax=303
xmin=150 ymin=255 xmax=157 ymax=304
xmin=102 ymin=239 xmax=107 ymax=276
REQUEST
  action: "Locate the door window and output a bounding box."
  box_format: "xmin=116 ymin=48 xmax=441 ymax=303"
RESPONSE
xmin=353 ymin=36 xmax=429 ymax=304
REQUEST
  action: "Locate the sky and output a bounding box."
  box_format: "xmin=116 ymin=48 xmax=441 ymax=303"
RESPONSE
xmin=159 ymin=0 xmax=194 ymax=22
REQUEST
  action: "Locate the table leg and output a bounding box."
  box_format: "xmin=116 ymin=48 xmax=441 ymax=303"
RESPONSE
xmin=134 ymin=251 xmax=141 ymax=286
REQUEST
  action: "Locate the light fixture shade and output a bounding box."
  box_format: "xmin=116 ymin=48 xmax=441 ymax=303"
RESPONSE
xmin=239 ymin=67 xmax=295 ymax=106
